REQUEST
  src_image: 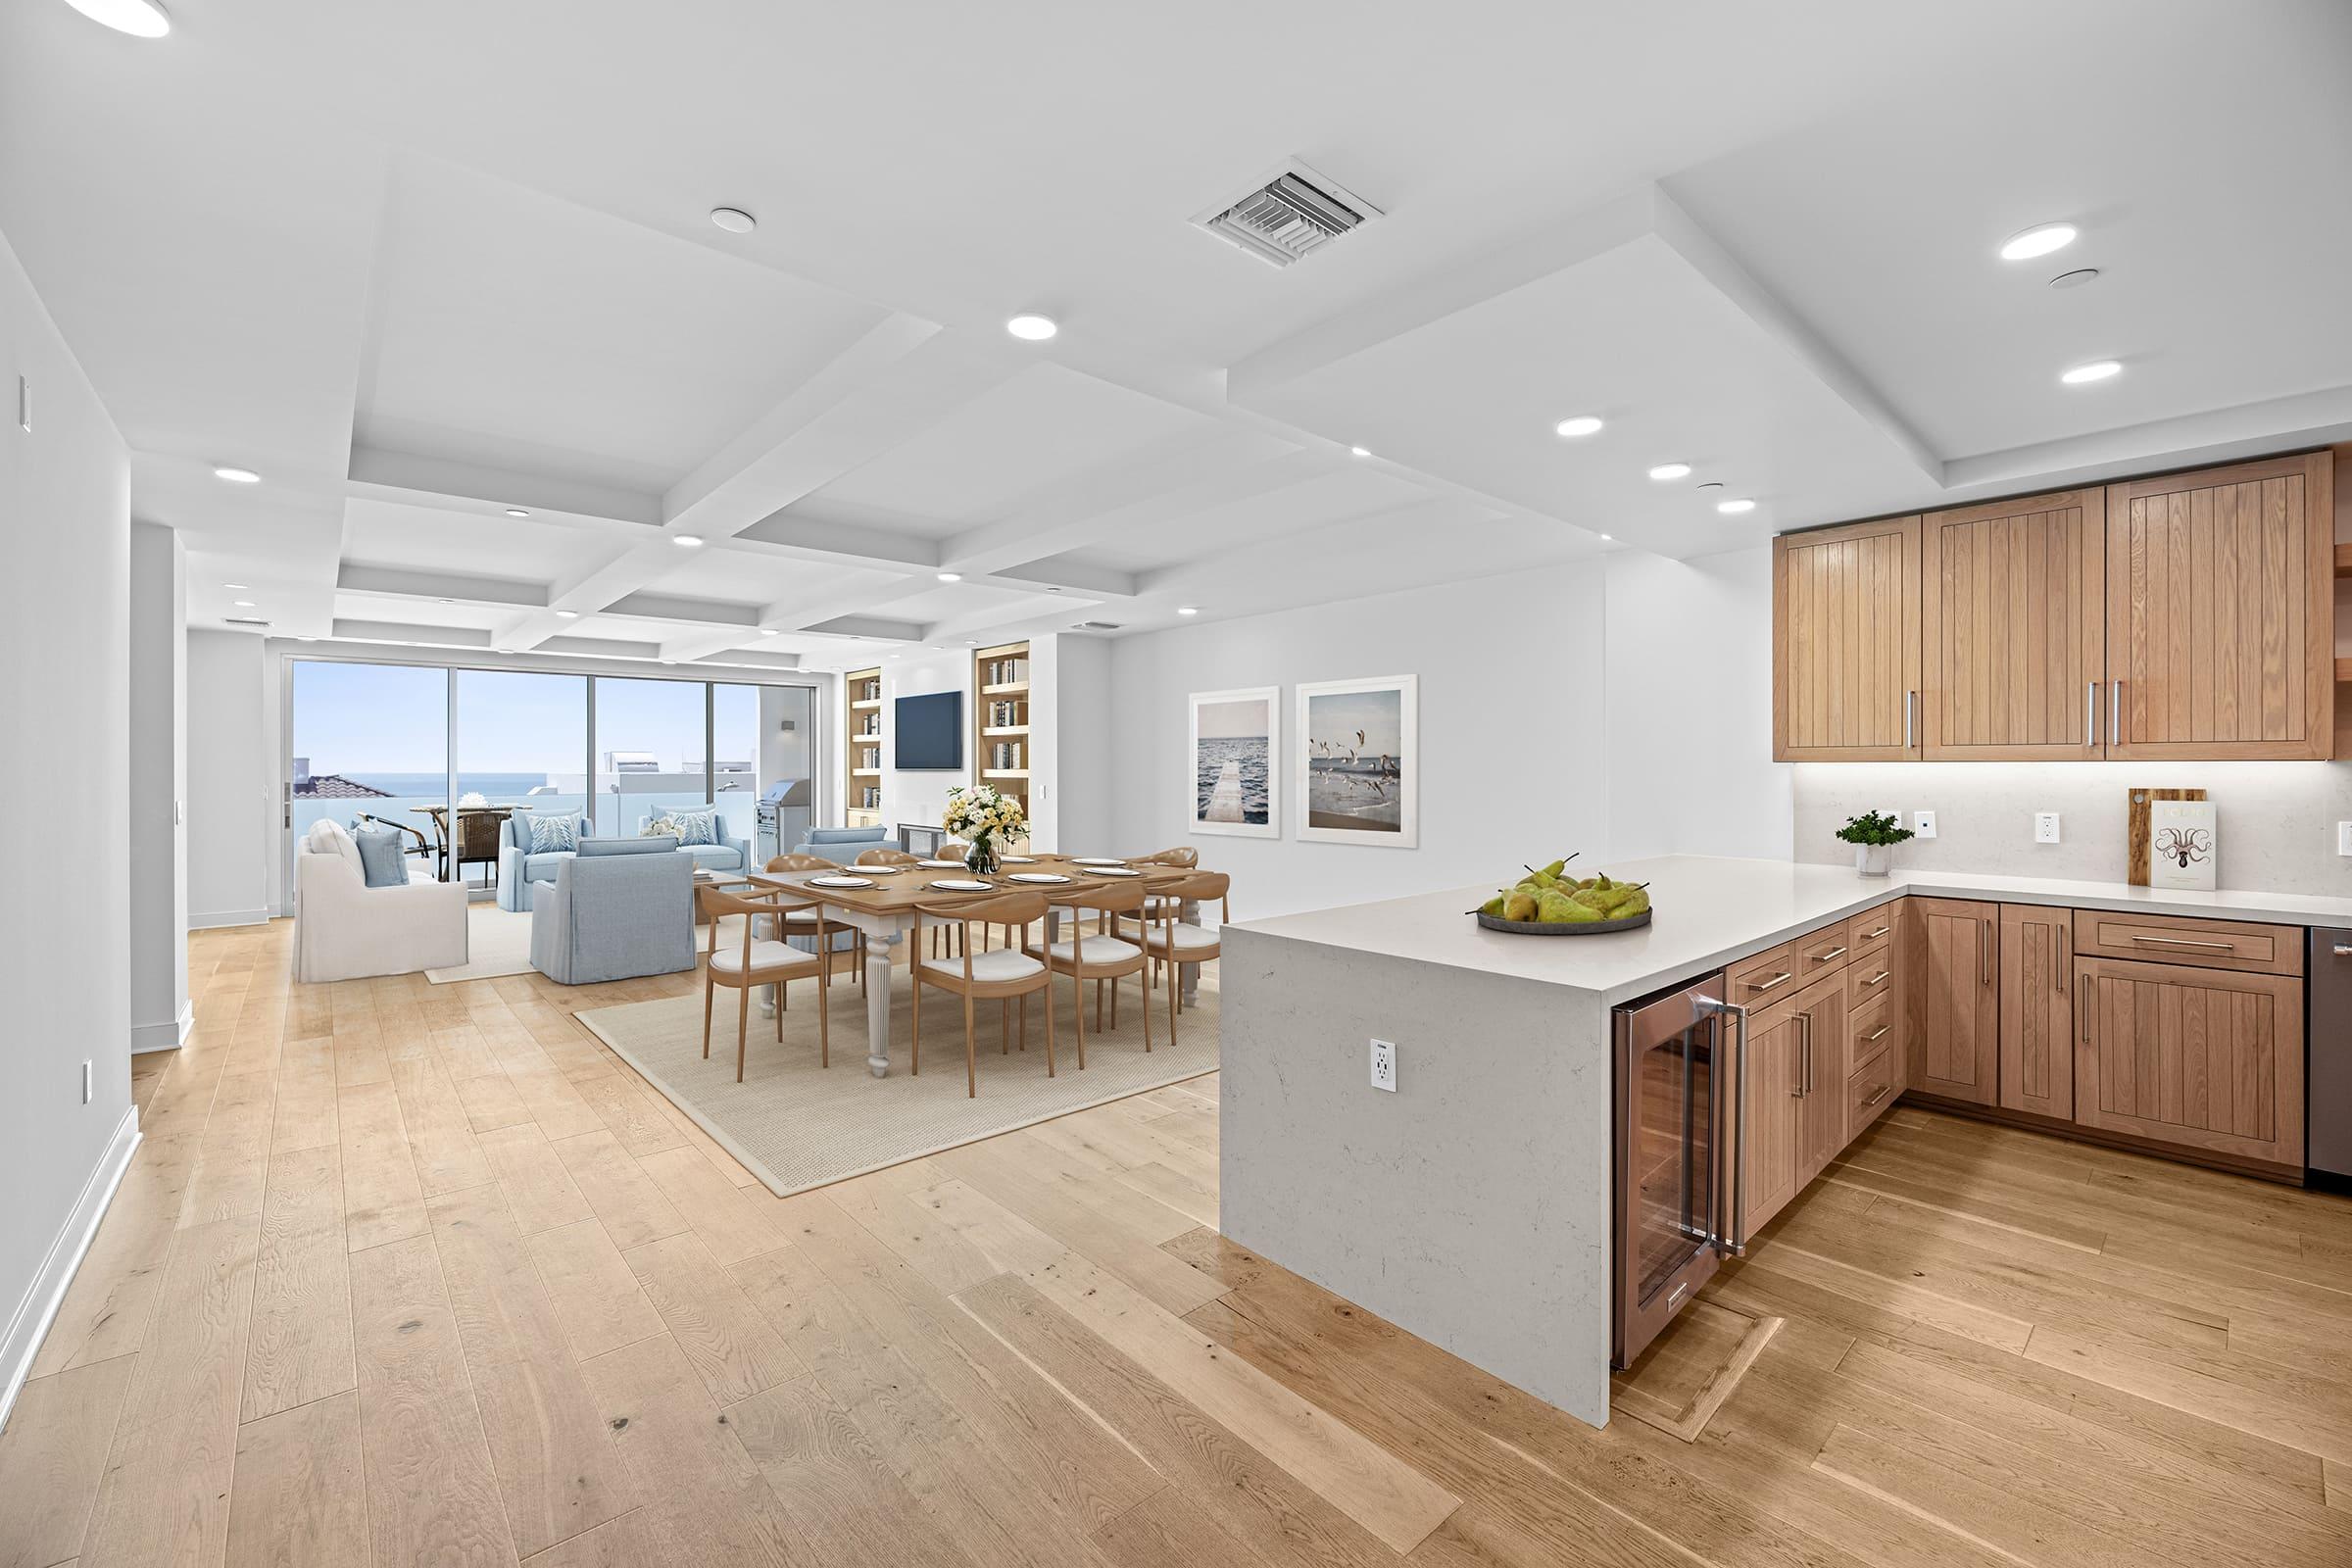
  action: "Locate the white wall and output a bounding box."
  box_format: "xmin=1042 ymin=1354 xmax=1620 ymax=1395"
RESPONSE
xmin=127 ymin=521 xmax=189 ymax=1050
xmin=879 ymin=651 xmax=972 ymax=837
xmin=186 ymin=629 xmax=275 ymax=926
xmin=1107 ymin=567 xmax=1612 ymax=922
xmin=1049 ymin=633 xmax=1114 ymax=854
xmin=1603 ymin=548 xmax=1791 ymax=862
xmin=0 ymin=227 xmax=135 ymax=1415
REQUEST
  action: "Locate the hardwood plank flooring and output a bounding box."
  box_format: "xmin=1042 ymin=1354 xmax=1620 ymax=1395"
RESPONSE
xmin=3 ymin=916 xmax=2348 ymax=1566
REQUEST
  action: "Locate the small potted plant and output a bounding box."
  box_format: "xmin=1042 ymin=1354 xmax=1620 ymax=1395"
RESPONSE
xmin=1836 ymin=810 xmax=1914 ymax=878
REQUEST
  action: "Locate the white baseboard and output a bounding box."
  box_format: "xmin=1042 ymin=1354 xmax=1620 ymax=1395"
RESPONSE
xmin=130 ymin=1001 xmax=193 ymax=1054
xmin=189 ymin=906 xmax=270 ymax=930
xmin=0 ymin=1104 xmax=141 ymax=1430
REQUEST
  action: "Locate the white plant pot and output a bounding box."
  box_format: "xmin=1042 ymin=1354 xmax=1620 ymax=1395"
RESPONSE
xmin=1855 ymin=843 xmax=1891 ymax=878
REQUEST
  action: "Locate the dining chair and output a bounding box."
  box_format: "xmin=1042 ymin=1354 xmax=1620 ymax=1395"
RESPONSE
xmin=1126 ymin=847 xmax=1199 ymax=954
xmin=765 ymin=853 xmax=862 ymax=989
xmin=910 ymin=891 xmax=1054 ymax=1097
xmin=1027 ymin=881 xmax=1151 ymax=1068
xmin=456 ymin=808 xmax=505 ymax=889
xmin=698 ymin=884 xmax=829 ymax=1082
xmin=1138 ymin=870 xmax=1228 ymax=1044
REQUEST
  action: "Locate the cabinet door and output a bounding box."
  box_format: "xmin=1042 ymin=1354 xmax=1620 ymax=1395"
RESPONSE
xmin=2074 ymin=956 xmax=2305 ymax=1167
xmin=1915 ymin=899 xmax=1999 ymax=1105
xmin=1796 ymin=983 xmax=1849 ymax=1183
xmin=1735 ymin=1007 xmax=1801 ymax=1238
xmin=1774 ymin=516 xmax=1922 ymax=760
xmin=1998 ymin=904 xmax=2074 ymax=1120
xmin=1920 ymin=488 xmax=2106 ymax=760
xmin=2106 ymin=452 xmax=2335 ymax=760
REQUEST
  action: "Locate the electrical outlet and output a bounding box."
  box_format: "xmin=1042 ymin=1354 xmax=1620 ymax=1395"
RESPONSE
xmin=1880 ymin=807 xmax=1903 ymax=833
xmin=2338 ymin=821 xmax=2352 ymax=857
xmin=2034 ymin=811 xmax=2062 ymax=845
xmin=1369 ymin=1038 xmax=1396 ymax=1093
xmin=1913 ymin=809 xmax=1937 ymax=840
xmin=81 ymin=1060 xmax=91 ymax=1104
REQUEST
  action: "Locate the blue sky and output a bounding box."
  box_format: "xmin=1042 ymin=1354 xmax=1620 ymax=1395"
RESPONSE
xmin=292 ymin=662 xmax=762 ymax=774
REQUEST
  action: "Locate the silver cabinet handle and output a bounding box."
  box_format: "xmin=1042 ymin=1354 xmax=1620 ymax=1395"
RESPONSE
xmin=1862 ymin=1084 xmax=1891 ymax=1108
xmin=1691 ymin=994 xmax=1753 ymax=1258
xmin=2085 ymin=680 xmax=2098 ymax=748
xmin=1751 ymin=970 xmax=1793 ymax=993
xmin=2129 ymin=934 xmax=2234 ymax=952
xmin=1861 ymin=968 xmax=1890 ymax=989
xmin=2334 ymin=944 xmax=2352 ymax=957
xmin=2080 ymin=986 xmax=2091 ymax=1044
xmin=2111 ymin=679 xmax=2124 ymax=748
xmin=1809 ymin=944 xmax=1848 ymax=963
xmin=1979 ymin=916 xmax=1992 ymax=986
xmin=1863 ymin=1024 xmax=1890 ymax=1043
xmin=1861 ymin=925 xmax=1889 ymax=941
xmin=1797 ymin=1010 xmax=1815 ymax=1099
xmin=1904 ymin=689 xmax=1915 ymax=751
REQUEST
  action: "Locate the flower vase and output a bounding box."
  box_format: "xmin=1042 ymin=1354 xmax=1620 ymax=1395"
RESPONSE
xmin=965 ymin=839 xmax=1001 ymax=877
xmin=1855 ymin=843 xmax=1890 ymax=878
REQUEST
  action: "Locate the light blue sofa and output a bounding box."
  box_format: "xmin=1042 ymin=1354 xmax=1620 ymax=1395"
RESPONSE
xmin=529 ymin=837 xmax=696 ymax=985
xmin=796 ymin=824 xmax=891 ymax=860
xmin=499 ymin=810 xmax=754 ymax=909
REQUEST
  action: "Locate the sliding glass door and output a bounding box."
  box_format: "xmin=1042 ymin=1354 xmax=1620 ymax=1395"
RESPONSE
xmin=457 ymin=669 xmax=588 ymax=884
xmin=714 ymin=681 xmax=816 ymax=860
xmin=593 ymin=676 xmax=712 ymax=839
xmin=289 ymin=661 xmax=451 ymax=881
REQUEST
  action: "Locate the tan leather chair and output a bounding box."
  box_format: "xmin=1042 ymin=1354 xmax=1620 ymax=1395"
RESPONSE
xmin=911 ymin=892 xmax=1054 ymax=1097
xmin=698 ymin=885 xmax=830 ymax=1082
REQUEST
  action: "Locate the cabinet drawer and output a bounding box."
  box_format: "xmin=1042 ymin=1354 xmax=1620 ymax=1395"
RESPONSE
xmin=1848 ymin=990 xmax=1896 ymax=1056
xmin=2072 ymin=909 xmax=2301 ymax=975
xmin=1727 ymin=941 xmax=1801 ymax=1005
xmin=1847 ymin=951 xmax=1898 ymax=1008
xmin=1793 ymin=919 xmax=1857 ymax=983
xmin=1847 ymin=1047 xmax=1898 ymax=1139
xmin=1846 ymin=906 xmax=1898 ymax=966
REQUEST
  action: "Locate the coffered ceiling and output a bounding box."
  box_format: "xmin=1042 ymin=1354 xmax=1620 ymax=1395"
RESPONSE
xmin=4 ymin=0 xmax=2347 ymax=670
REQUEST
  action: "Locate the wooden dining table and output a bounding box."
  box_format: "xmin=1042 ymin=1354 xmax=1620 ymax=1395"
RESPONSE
xmin=744 ymin=854 xmax=1206 ymax=1078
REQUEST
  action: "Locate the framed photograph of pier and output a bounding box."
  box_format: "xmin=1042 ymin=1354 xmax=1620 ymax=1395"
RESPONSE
xmin=1296 ymin=674 xmax=1417 ymax=848
xmin=1187 ymin=686 xmax=1280 ymax=838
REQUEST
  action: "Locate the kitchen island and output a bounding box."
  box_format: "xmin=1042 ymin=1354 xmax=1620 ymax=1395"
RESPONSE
xmin=1217 ymin=855 xmax=2352 ymax=1428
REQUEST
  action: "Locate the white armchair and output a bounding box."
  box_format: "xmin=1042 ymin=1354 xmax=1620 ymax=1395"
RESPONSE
xmin=296 ymin=819 xmax=469 ymax=983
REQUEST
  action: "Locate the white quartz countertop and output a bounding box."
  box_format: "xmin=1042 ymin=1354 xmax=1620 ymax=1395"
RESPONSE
xmin=1224 ymin=856 xmax=2352 ymax=1006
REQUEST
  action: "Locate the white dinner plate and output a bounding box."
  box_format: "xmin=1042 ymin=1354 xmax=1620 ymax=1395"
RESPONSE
xmin=927 ymin=878 xmax=994 ymax=892
xmin=1088 ymin=866 xmax=1143 ymax=877
xmin=1003 ymin=856 xmax=1038 ymax=863
xmin=1005 ymin=872 xmax=1071 ymax=884
xmin=918 ymin=858 xmax=964 ymax=868
xmin=1071 ymin=857 xmax=1126 ymax=865
xmin=806 ymin=875 xmax=874 ymax=889
xmin=855 ymin=864 xmax=906 ymax=874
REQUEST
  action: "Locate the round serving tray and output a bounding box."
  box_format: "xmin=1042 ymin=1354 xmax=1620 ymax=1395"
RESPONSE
xmin=1475 ymin=909 xmax=1651 ymax=937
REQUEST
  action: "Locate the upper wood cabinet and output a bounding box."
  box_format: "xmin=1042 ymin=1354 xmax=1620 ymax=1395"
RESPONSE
xmin=1920 ymin=488 xmax=2106 ymax=760
xmin=1773 ymin=516 xmax=1921 ymax=760
xmin=2106 ymin=452 xmax=2335 ymax=760
xmin=1773 ymin=449 xmax=2335 ymax=761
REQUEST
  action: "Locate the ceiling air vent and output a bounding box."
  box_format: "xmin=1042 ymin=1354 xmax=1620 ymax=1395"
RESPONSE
xmin=1192 ymin=161 xmax=1380 ymax=269
xmin=1070 ymin=620 xmax=1123 ymax=632
xmin=225 ymin=616 xmax=271 ymax=628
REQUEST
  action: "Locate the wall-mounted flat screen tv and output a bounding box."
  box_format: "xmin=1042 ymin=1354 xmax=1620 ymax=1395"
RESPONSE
xmin=895 ymin=690 xmax=963 ymax=770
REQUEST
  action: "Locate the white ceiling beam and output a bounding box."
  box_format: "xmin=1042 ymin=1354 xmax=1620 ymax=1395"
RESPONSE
xmin=1136 ymin=496 xmax=1478 ymax=597
xmin=347 ymin=444 xmax=664 ymax=525
xmin=335 ymin=562 xmax=548 ymax=608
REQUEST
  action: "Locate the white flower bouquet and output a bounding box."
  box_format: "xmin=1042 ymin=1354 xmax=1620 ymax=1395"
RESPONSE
xmin=943 ymin=783 xmax=1028 ymax=873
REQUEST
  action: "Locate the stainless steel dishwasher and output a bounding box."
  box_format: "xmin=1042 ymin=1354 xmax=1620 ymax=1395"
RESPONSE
xmin=2312 ymin=928 xmax=2352 ymax=1190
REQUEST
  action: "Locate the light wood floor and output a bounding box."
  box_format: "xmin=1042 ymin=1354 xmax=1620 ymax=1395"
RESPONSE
xmin=5 ymin=918 xmax=2351 ymax=1567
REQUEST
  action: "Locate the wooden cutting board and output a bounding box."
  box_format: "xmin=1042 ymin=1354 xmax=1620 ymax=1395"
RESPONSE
xmin=2126 ymin=787 xmax=2206 ymax=886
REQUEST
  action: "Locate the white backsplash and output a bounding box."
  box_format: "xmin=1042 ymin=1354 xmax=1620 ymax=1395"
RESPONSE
xmin=1791 ymin=761 xmax=2352 ymax=897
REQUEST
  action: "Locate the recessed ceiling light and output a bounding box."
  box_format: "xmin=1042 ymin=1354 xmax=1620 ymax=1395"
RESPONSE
xmin=1999 ymin=222 xmax=2077 ymax=261
xmin=297 ymin=636 xmax=318 ymax=643
xmin=1554 ymin=416 xmax=1604 ymax=438
xmin=966 ymin=640 xmax=979 ymax=647
xmin=2049 ymin=268 xmax=2100 ymax=290
xmin=1177 ymin=606 xmax=1200 ymax=615
xmin=1598 ymin=534 xmax=1614 ymax=542
xmin=213 ymin=466 xmax=260 ymax=483
xmin=222 ymin=582 xmax=248 ymax=590
xmin=1349 ymin=445 xmax=1371 ymax=458
xmin=555 ymin=609 xmax=580 ymax=618
xmin=661 ymin=660 xmax=677 ymax=666
xmin=1647 ymin=463 xmax=1691 ymax=481
xmin=1005 ymin=314 xmax=1057 ymax=341
xmin=1717 ymin=499 xmax=1756 ymax=514
xmin=937 ymin=571 xmax=961 ymax=582
xmin=63 ymin=0 xmax=170 ymax=37
xmin=2060 ymin=359 xmax=2122 ymax=384
xmin=710 ymin=207 xmax=757 ymax=234
xmin=672 ymin=534 xmax=705 ymax=548
xmin=504 ymin=508 xmax=530 ymax=517
xmin=232 ymin=600 xmax=256 ymax=608
xmin=758 ymin=628 xmax=778 ymax=636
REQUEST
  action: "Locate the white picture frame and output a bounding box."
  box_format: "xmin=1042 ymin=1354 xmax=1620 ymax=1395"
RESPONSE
xmin=1296 ymin=674 xmax=1418 ymax=848
xmin=1187 ymin=686 xmax=1280 ymax=839
xmin=2146 ymin=799 xmax=2218 ymax=891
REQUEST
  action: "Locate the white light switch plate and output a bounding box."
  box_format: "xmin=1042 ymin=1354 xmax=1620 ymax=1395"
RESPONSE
xmin=2034 ymin=811 xmax=2062 ymax=845
xmin=2338 ymin=821 xmax=2352 ymax=857
xmin=1913 ymin=809 xmax=1937 ymax=840
xmin=1369 ymin=1038 xmax=1396 ymax=1093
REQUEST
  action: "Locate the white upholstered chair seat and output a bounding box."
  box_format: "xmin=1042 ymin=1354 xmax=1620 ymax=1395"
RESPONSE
xmin=919 ymin=948 xmax=1045 ymax=984
xmin=710 ymin=939 xmax=820 ymax=977
xmin=1141 ymin=922 xmax=1220 ymax=952
xmin=1031 ymin=936 xmax=1141 ymax=966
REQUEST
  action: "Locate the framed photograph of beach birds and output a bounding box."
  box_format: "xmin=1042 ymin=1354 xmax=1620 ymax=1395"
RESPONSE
xmin=1296 ymin=674 xmax=1418 ymax=848
xmin=1188 ymin=687 xmax=1280 ymax=838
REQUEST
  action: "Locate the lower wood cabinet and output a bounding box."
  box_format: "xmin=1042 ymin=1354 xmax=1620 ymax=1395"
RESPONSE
xmin=1915 ymin=899 xmax=2000 ymax=1105
xmin=1739 ymin=972 xmax=1846 ymax=1237
xmin=2073 ymin=955 xmax=2305 ymax=1168
xmin=1998 ymin=904 xmax=2075 ymax=1120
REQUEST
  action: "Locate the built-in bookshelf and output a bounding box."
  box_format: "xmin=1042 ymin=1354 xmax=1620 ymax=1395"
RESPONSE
xmin=846 ymin=667 xmax=883 ymax=827
xmin=973 ymin=640 xmax=1032 ymax=827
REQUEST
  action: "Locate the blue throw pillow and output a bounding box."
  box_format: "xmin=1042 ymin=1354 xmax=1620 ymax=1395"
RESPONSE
xmin=526 ymin=814 xmax=580 ymax=855
xmin=665 ymin=808 xmax=719 ymax=847
xmin=580 ymin=836 xmax=677 ymax=858
xmin=351 ymin=826 xmax=411 ymax=888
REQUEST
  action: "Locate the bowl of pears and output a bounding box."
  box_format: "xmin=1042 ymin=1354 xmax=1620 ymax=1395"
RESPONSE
xmin=1475 ymin=858 xmax=1652 ymax=935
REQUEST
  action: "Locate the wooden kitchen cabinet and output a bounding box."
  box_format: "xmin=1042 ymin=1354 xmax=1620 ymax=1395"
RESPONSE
xmin=2073 ymin=955 xmax=2305 ymax=1169
xmin=2104 ymin=452 xmax=2335 ymax=760
xmin=1997 ymin=904 xmax=2074 ymax=1121
xmin=1736 ymin=972 xmax=1846 ymax=1238
xmin=1914 ymin=899 xmax=1999 ymax=1105
xmin=1773 ymin=515 xmax=1922 ymax=760
xmin=1919 ymin=487 xmax=2106 ymax=760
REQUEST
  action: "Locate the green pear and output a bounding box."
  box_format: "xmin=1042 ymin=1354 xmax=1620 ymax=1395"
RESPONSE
xmin=1538 ymin=858 xmax=1567 ymax=879
xmin=1479 ymin=894 xmax=1506 ymax=917
xmin=1611 ymin=888 xmax=1651 ymax=920
xmin=1540 ymin=889 xmax=1602 ymax=922
xmin=1503 ymin=890 xmax=1539 ymax=922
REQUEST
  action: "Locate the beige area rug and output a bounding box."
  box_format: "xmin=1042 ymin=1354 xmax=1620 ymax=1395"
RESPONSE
xmin=576 ymin=967 xmax=1219 ymax=1197
xmin=425 ymin=902 xmax=536 ymax=983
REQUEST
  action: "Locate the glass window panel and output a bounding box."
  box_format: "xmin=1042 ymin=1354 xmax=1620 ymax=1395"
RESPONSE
xmin=714 ymin=682 xmax=815 ymax=859
xmin=457 ymin=669 xmax=588 ymax=881
xmin=289 ymin=661 xmax=450 ymax=881
xmin=594 ymin=676 xmax=710 ymax=839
